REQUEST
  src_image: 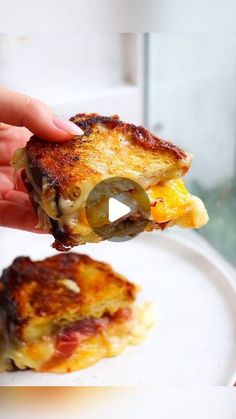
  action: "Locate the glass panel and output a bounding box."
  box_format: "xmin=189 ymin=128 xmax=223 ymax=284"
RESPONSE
xmin=145 ymin=34 xmax=236 ymax=266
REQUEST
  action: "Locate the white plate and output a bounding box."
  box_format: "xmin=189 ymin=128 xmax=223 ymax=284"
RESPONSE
xmin=0 ymin=227 xmax=236 ymax=386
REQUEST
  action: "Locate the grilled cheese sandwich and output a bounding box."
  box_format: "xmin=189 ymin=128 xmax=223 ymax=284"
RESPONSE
xmin=12 ymin=113 xmax=208 ymax=250
xmin=0 ymin=253 xmax=155 ymax=373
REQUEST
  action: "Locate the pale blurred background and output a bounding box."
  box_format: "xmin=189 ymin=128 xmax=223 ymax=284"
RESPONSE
xmin=0 ymin=32 xmax=235 ymax=268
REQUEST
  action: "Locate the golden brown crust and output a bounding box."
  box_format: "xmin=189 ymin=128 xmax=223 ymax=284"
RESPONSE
xmin=70 ymin=113 xmax=187 ymax=158
xmin=0 ymin=253 xmax=137 ymax=342
xmin=26 ymin=137 xmax=96 ymax=193
xmin=26 ymin=113 xmax=189 ymax=195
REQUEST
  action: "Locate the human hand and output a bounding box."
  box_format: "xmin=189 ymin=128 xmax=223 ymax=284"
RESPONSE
xmin=0 ymin=87 xmax=83 ymax=232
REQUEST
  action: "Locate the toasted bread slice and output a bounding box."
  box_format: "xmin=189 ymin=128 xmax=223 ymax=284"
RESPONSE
xmin=0 ymin=253 xmax=154 ymax=373
xmin=12 ymin=113 xmax=208 ymax=250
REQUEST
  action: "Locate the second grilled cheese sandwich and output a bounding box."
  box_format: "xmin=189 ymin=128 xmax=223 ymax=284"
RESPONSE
xmin=0 ymin=253 xmax=155 ymax=373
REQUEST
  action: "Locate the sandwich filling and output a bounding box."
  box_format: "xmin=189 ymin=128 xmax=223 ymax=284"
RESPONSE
xmin=0 ymin=304 xmax=154 ymax=373
xmin=12 ymin=148 xmax=208 ymax=246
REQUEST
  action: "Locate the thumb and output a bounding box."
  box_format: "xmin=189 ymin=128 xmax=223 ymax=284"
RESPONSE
xmin=0 ymin=87 xmax=83 ymax=142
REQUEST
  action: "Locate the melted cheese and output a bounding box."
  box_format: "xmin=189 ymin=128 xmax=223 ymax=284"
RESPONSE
xmin=148 ymin=178 xmax=209 ymax=228
xmin=149 ymin=178 xmax=190 ymax=223
xmin=0 ymin=303 xmax=155 ymax=373
xmin=56 ymin=178 xmax=208 ymax=234
xmin=69 ymin=179 xmax=207 ymax=232
xmin=12 ymin=148 xmax=41 ymax=195
xmin=12 ymin=148 xmax=208 ymax=234
xmin=59 ymin=279 xmax=81 ymax=294
xmin=177 ymin=195 xmax=209 ymax=228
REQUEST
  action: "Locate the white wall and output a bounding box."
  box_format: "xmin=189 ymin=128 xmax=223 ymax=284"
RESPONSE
xmin=147 ymin=34 xmax=236 ymax=189
xmin=0 ymin=34 xmax=143 ymax=123
xmin=0 ymin=0 xmax=236 ymax=33
xmin=0 ymin=34 xmax=124 ymax=103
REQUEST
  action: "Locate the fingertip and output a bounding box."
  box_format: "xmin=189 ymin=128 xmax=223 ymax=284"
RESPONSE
xmin=53 ymin=117 xmax=84 ymax=137
xmin=23 ymin=99 xmax=83 ymax=142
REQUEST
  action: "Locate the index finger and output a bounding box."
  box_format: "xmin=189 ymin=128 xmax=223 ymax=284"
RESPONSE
xmin=0 ymin=87 xmax=83 ymax=142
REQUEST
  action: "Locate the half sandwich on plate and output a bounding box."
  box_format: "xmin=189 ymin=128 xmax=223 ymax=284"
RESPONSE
xmin=0 ymin=253 xmax=154 ymax=373
xmin=13 ymin=113 xmax=209 ymax=250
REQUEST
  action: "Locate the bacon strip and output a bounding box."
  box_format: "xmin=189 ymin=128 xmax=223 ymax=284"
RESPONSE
xmin=40 ymin=313 xmax=127 ymax=371
xmin=53 ymin=318 xmax=108 ymax=362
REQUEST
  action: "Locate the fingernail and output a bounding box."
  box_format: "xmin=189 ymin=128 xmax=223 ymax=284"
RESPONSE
xmin=53 ymin=116 xmax=84 ymax=136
